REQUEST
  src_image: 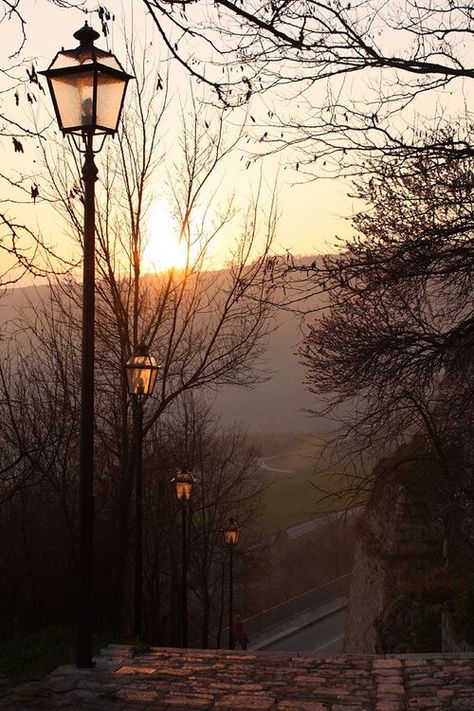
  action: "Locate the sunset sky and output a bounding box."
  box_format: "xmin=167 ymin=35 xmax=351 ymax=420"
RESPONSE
xmin=0 ymin=0 xmax=357 ymax=283
xmin=2 ymin=0 xmax=469 ymax=283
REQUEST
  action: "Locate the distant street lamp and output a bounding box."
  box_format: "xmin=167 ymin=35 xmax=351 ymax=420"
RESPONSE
xmin=125 ymin=343 xmax=159 ymax=638
xmin=40 ymin=23 xmax=132 ymax=668
xmin=222 ymin=517 xmax=240 ymax=649
xmin=172 ymin=467 xmax=195 ymax=647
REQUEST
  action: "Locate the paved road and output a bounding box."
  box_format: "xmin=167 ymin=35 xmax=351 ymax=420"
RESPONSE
xmin=257 ymin=452 xmax=294 ymax=474
xmin=286 ymin=506 xmax=364 ymax=540
xmin=258 ymin=606 xmax=346 ymax=653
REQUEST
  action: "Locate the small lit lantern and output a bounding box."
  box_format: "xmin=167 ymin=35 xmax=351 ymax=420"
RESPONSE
xmin=172 ymin=468 xmax=195 ymax=501
xmin=39 ymin=22 xmax=133 ymax=137
xmin=124 ymin=343 xmax=159 ymax=397
xmin=222 ymin=518 xmax=240 ymax=546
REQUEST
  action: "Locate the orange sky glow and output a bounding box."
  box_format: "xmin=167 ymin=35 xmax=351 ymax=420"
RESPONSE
xmin=5 ymin=0 xmax=468 ymax=282
xmin=0 ymin=1 xmax=359 ymax=284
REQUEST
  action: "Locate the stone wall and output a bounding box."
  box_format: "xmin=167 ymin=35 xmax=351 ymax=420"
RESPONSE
xmin=344 ymin=448 xmax=444 ymax=653
xmin=343 ymin=534 xmax=384 ymax=652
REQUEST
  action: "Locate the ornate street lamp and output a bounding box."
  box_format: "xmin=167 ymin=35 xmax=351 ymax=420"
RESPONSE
xmin=40 ymin=23 xmax=131 ymax=140
xmin=172 ymin=467 xmax=195 ymax=647
xmin=124 ymin=343 xmax=159 ymax=639
xmin=222 ymin=517 xmax=240 ymax=648
xmin=40 ymin=24 xmax=133 ymax=668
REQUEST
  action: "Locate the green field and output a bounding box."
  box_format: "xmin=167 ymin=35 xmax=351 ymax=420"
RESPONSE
xmin=256 ymin=432 xmax=357 ymax=534
xmin=261 ymin=471 xmax=349 ymax=533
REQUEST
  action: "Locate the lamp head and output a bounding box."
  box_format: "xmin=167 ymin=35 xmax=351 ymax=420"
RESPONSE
xmin=172 ymin=467 xmax=195 ymax=501
xmin=124 ymin=343 xmax=159 ymax=397
xmin=40 ymin=23 xmax=133 ymax=138
xmin=222 ymin=517 xmax=240 ymax=545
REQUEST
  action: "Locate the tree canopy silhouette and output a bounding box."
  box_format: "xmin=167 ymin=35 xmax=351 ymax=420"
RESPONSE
xmin=142 ymin=1 xmax=474 ymax=170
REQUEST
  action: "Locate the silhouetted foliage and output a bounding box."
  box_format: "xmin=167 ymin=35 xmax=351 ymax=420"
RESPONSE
xmin=0 ymin=43 xmax=278 ymax=645
xmin=300 ymin=138 xmax=473 ymax=483
xmin=291 ymin=134 xmax=473 ymax=568
xmin=142 ymin=1 xmax=474 ymax=172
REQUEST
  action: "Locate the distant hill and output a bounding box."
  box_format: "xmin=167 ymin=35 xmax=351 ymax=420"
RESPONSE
xmin=213 ymin=256 xmax=333 ymax=432
xmin=213 ymin=310 xmax=325 ymax=433
xmin=0 ymin=262 xmax=333 ymax=434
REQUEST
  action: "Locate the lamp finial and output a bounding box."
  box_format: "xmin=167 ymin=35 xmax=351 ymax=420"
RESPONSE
xmin=73 ymin=23 xmax=100 ymax=48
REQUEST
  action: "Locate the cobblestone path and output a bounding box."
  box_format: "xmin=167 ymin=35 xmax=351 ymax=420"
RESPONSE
xmin=1 ymin=645 xmax=473 ymax=710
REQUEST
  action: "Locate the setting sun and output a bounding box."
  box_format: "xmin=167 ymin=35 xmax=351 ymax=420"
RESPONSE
xmin=144 ymin=200 xmax=191 ymax=272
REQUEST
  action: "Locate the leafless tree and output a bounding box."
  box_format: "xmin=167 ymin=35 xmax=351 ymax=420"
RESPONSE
xmin=0 ymin=286 xmax=81 ymax=635
xmin=297 ymin=140 xmax=473 ymax=519
xmin=0 ymin=40 xmax=279 ymax=637
xmin=0 ymin=2 xmax=109 ymax=283
xmin=142 ymin=394 xmax=263 ymax=646
xmin=138 ymin=1 xmax=474 ymax=174
xmin=4 ymin=2 xmax=474 ymax=174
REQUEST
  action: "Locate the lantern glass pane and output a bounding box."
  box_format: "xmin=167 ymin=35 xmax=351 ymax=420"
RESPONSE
xmin=96 ymin=52 xmax=124 ymax=71
xmin=176 ymin=481 xmax=192 ymax=500
xmin=224 ymin=529 xmax=238 ymax=545
xmin=174 ymin=469 xmax=194 ymax=500
xmin=148 ymin=366 xmax=158 ymax=395
xmin=50 ymin=72 xmax=94 ymax=129
xmin=125 ymin=354 xmax=158 ymax=396
xmin=49 ymin=49 xmax=93 ymax=70
xmin=96 ymin=72 xmax=127 ymax=131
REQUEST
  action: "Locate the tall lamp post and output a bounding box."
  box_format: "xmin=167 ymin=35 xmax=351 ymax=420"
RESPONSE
xmin=124 ymin=343 xmax=159 ymax=639
xmin=222 ymin=517 xmax=240 ymax=649
xmin=40 ymin=24 xmax=132 ymax=668
xmin=172 ymin=467 xmax=194 ymax=648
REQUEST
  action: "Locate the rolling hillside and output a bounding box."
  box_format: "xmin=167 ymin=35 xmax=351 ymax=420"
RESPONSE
xmin=0 ymin=264 xmax=332 ymax=435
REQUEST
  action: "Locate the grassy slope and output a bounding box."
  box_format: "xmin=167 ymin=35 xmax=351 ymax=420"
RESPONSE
xmin=261 ymin=471 xmax=350 ymax=533
xmin=257 ymin=433 xmax=359 ymax=534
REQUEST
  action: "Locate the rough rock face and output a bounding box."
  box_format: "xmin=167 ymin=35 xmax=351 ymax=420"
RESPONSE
xmin=344 ymin=446 xmax=444 ymax=653
xmin=382 ymin=595 xmax=442 ymax=653
xmin=438 ymin=335 xmax=474 ymax=572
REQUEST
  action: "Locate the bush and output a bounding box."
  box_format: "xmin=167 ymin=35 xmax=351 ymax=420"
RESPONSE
xmin=0 ymin=626 xmax=132 ymax=685
xmin=0 ymin=626 xmax=73 ymax=685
